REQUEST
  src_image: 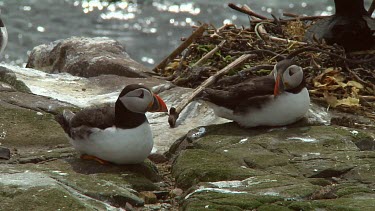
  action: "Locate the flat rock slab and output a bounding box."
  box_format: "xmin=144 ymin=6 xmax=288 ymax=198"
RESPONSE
xmin=0 ymin=103 xmax=164 ymax=210
xmin=169 ymin=123 xmax=375 ymax=210
xmin=0 ymin=157 xmax=160 ymax=210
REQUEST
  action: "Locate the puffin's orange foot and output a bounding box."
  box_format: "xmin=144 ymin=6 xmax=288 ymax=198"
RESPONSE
xmin=80 ymin=154 xmax=110 ymax=165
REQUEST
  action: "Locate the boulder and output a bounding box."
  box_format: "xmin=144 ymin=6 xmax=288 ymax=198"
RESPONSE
xmin=26 ymin=37 xmax=153 ymax=77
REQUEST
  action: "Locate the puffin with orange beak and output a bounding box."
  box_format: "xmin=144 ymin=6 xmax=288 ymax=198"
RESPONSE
xmin=199 ymin=59 xmax=310 ymax=127
xmin=55 ymin=84 xmax=168 ymax=164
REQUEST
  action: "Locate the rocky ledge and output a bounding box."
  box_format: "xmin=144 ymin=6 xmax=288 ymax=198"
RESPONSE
xmin=1 ymin=36 xmax=375 ymax=210
xmin=168 ymin=122 xmax=375 ymax=210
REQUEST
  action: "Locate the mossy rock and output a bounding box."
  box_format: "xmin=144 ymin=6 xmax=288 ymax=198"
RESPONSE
xmin=171 ymin=123 xmax=375 ymax=209
xmin=0 ymin=67 xmax=31 ymax=93
xmin=182 ymin=192 xmax=282 ymax=211
xmin=0 ymin=186 xmax=88 ymax=211
xmin=0 ymin=106 xmax=67 ymax=149
xmin=312 ymin=198 xmax=375 ymax=211
xmin=172 ymin=149 xmax=265 ymax=189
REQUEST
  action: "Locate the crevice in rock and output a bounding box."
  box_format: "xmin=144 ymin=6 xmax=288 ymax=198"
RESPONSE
xmin=53 ymin=177 xmax=129 ymax=210
xmin=309 ymin=166 xmax=355 ymax=178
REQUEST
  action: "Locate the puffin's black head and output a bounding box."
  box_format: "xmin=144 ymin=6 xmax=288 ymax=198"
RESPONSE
xmin=116 ymin=84 xmax=168 ymax=114
xmin=273 ymin=60 xmax=304 ymax=96
xmin=334 ymin=0 xmax=368 ymax=17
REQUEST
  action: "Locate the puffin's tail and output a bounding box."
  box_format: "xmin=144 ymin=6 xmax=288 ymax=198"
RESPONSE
xmin=55 ymin=110 xmax=75 ymax=136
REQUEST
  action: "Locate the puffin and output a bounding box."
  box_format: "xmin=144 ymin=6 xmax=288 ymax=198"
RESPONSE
xmin=198 ymin=59 xmax=310 ymax=128
xmin=0 ymin=17 xmax=8 ymax=55
xmin=55 ymin=84 xmax=168 ymax=165
xmin=304 ymin=0 xmax=374 ymax=52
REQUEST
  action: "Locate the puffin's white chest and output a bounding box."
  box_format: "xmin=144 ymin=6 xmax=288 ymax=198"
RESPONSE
xmin=69 ymin=122 xmax=153 ymax=164
xmin=210 ymin=88 xmax=310 ymax=127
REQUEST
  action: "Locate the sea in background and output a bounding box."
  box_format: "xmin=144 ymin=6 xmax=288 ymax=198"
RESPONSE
xmin=1 ymin=0 xmax=373 ymax=67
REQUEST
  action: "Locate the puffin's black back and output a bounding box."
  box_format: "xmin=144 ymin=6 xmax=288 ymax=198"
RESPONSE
xmin=55 ymin=84 xmax=152 ymax=135
xmin=304 ymin=0 xmax=374 ymax=51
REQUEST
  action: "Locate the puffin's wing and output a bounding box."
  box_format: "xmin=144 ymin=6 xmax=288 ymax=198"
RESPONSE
xmin=199 ymin=75 xmax=275 ymax=110
xmin=55 ymin=106 xmax=115 ymax=138
xmin=70 ymin=106 xmax=115 ymax=129
xmin=233 ymin=95 xmax=273 ymax=115
xmin=226 ymin=75 xmax=275 ymax=95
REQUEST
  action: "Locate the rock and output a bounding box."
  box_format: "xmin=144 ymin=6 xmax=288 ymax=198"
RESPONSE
xmin=169 ymin=188 xmax=183 ymax=197
xmin=148 ymin=153 xmax=168 ymax=164
xmin=140 ymin=191 xmax=158 ymax=204
xmin=170 ymin=123 xmax=375 ymax=210
xmin=0 ymin=84 xmax=162 ymax=209
xmin=0 ymin=147 xmax=10 ymax=160
xmin=0 ymin=65 xmax=30 ymax=93
xmin=26 ymin=36 xmax=153 ymax=78
xmin=153 ymin=190 xmax=170 ymax=200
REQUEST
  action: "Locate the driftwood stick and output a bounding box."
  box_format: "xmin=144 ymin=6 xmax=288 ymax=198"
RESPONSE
xmin=192 ymin=40 xmax=226 ymax=67
xmin=268 ymin=36 xmax=307 ymax=45
xmin=152 ymin=24 xmax=208 ymax=74
xmin=228 ymin=3 xmax=268 ymax=20
xmin=283 ymin=12 xmax=299 ymax=18
xmin=250 ymin=16 xmax=326 ymax=24
xmin=168 ymin=54 xmax=255 ymax=128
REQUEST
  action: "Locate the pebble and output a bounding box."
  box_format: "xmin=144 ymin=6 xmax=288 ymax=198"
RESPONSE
xmin=140 ymin=191 xmax=158 ymax=204
xmin=148 ymin=153 xmax=168 ymax=164
xmin=169 ymin=188 xmax=183 ymax=197
xmin=0 ymin=146 xmax=10 ymax=160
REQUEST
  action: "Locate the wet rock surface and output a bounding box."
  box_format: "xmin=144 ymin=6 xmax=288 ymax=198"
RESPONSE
xmin=26 ymin=37 xmax=153 ymax=78
xmin=0 ymin=65 xmax=172 ymax=210
xmin=2 ymin=38 xmax=375 ymax=209
xmin=169 ymin=123 xmax=375 ymax=210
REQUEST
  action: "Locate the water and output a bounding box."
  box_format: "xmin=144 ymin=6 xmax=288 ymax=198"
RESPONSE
xmin=0 ymin=0 xmax=373 ymax=67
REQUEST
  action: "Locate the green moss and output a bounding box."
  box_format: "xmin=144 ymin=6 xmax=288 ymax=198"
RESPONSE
xmin=184 ymin=201 xmax=243 ymax=211
xmin=0 ymin=187 xmax=88 ymax=211
xmin=335 ymin=185 xmax=373 ymax=197
xmin=119 ymin=173 xmax=159 ymax=191
xmin=257 ymin=204 xmax=293 ymax=211
xmin=288 ymin=201 xmax=314 ymax=211
xmin=312 ymin=198 xmax=375 ymax=211
xmin=307 ymin=178 xmax=332 ymax=186
xmin=0 ymin=106 xmax=67 ymax=148
xmin=183 ymin=192 xmax=283 ymax=211
xmin=0 ymin=72 xmax=31 ymax=93
xmin=172 ymin=149 xmax=264 ymax=189
xmin=350 ymin=130 xmax=375 ymax=151
xmin=243 ymin=153 xmax=290 ymax=169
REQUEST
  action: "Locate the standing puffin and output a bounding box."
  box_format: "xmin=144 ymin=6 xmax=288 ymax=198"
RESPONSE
xmin=55 ymin=84 xmax=168 ymax=164
xmin=198 ymin=60 xmax=310 ymax=128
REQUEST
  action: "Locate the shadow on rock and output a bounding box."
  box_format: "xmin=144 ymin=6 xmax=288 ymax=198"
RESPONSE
xmin=66 ymin=157 xmax=161 ymax=182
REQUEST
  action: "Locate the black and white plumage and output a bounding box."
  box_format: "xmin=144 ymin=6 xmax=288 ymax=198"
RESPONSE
xmin=199 ymin=60 xmax=310 ymax=128
xmin=0 ymin=17 xmax=7 ymax=55
xmin=55 ymin=84 xmax=168 ymax=164
xmin=304 ymin=0 xmax=374 ymax=52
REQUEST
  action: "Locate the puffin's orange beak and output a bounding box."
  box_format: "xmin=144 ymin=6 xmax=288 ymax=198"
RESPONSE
xmin=274 ymin=73 xmax=284 ymax=97
xmin=148 ymin=94 xmax=168 ymax=112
